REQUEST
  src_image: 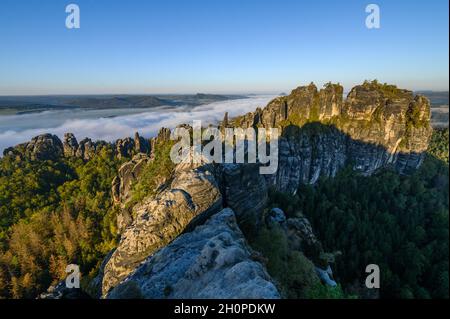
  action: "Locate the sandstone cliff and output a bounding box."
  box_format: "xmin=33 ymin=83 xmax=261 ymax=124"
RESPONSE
xmin=229 ymin=81 xmax=432 ymax=193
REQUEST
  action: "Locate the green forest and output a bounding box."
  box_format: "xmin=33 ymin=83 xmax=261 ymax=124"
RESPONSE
xmin=0 ymin=146 xmax=123 ymax=298
xmin=269 ymin=128 xmax=449 ymax=298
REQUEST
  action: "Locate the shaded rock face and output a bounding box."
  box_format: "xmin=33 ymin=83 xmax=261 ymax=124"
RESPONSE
xmin=264 ymin=208 xmax=323 ymax=264
xmin=102 ymin=162 xmax=223 ymax=295
xmin=38 ymin=282 xmax=91 ymax=299
xmin=134 ymin=132 xmax=150 ymax=154
xmin=231 ymin=82 xmax=432 ymax=193
xmin=267 ymin=125 xmax=347 ymax=193
xmin=115 ymin=137 xmax=135 ymax=159
xmin=85 ymin=249 xmax=115 ymax=298
xmin=218 ymin=163 xmax=268 ymax=235
xmin=75 ymin=138 xmax=95 ymax=160
xmin=106 ymin=208 xmax=280 ymax=299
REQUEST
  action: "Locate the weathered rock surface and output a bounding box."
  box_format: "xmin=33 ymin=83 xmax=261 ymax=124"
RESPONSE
xmin=230 ymin=81 xmax=432 ymax=193
xmin=106 ymin=208 xmax=280 ymax=299
xmin=134 ymin=132 xmax=150 ymax=154
xmin=6 ymin=130 xmax=153 ymax=162
xmin=38 ymin=281 xmax=91 ymax=299
xmin=63 ymin=133 xmax=79 ymax=157
xmin=5 ymin=134 xmax=64 ymax=161
xmin=112 ymin=153 xmax=152 ymax=205
xmin=108 ymin=131 xmax=151 ymax=159
xmin=218 ymin=163 xmax=268 ymax=234
xmin=102 ymin=162 xmax=223 ymax=295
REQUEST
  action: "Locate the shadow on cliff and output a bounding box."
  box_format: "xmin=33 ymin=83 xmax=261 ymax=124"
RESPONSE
xmin=278 ymin=121 xmax=427 ymax=177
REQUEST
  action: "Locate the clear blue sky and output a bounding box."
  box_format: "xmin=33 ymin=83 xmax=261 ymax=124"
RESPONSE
xmin=0 ymin=0 xmax=448 ymax=95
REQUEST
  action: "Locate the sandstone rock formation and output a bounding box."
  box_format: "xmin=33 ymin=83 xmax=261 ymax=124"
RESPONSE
xmin=112 ymin=154 xmax=151 ymax=203
xmin=106 ymin=208 xmax=280 ymax=299
xmin=102 ymin=161 xmax=223 ymax=295
xmin=38 ymin=281 xmax=91 ymax=299
xmin=63 ymin=133 xmax=79 ymax=157
xmin=115 ymin=132 xmax=152 ymax=159
xmin=4 ymin=134 xmax=65 ymax=161
xmin=134 ymin=132 xmax=150 ymax=154
xmin=5 ymin=131 xmax=153 ymax=162
xmin=218 ymin=163 xmax=268 ymax=235
xmin=229 ymin=81 xmax=432 ymax=193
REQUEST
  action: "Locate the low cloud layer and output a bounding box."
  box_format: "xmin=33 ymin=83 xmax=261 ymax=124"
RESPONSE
xmin=0 ymin=95 xmax=275 ymax=154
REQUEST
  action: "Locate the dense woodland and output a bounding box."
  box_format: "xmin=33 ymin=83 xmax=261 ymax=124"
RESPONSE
xmin=269 ymin=128 xmax=449 ymax=298
xmin=0 ymin=146 xmax=123 ymax=298
xmin=0 ymin=128 xmax=448 ymax=298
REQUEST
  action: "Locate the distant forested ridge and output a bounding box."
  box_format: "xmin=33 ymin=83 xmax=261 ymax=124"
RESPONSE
xmin=0 ymin=93 xmax=247 ymax=115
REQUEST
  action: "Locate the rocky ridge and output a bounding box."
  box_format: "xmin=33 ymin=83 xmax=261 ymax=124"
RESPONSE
xmin=229 ymin=81 xmax=432 ymax=193
xmin=101 ymin=159 xmax=223 ymax=294
xmin=106 ymin=208 xmax=280 ymax=299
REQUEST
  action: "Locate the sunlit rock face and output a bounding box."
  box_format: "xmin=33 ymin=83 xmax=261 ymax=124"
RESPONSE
xmin=230 ymin=81 xmax=432 ymax=193
xmin=105 ymin=208 xmax=280 ymax=299
xmin=101 ymin=161 xmax=223 ymax=295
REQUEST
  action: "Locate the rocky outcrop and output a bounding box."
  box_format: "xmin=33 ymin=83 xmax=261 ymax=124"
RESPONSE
xmin=115 ymin=132 xmax=151 ymax=159
xmin=265 ymin=208 xmax=323 ymax=262
xmin=2 ymin=81 xmax=433 ymax=299
xmin=63 ymin=133 xmax=79 ymax=157
xmin=102 ymin=161 xmax=223 ymax=295
xmin=112 ymin=153 xmax=152 ymax=205
xmin=218 ymin=163 xmax=268 ymax=235
xmin=264 ymin=207 xmax=336 ymax=286
xmin=75 ymin=138 xmax=96 ymax=160
xmin=134 ymin=132 xmax=150 ymax=154
xmin=5 ymin=130 xmax=153 ymax=162
xmin=230 ymin=81 xmax=432 ymax=193
xmin=106 ymin=208 xmax=280 ymax=299
xmin=38 ymin=281 xmax=91 ymax=299
xmin=115 ymin=137 xmax=135 ymax=159
xmin=6 ymin=134 xmax=65 ymax=161
xmin=149 ymin=127 xmax=171 ymax=158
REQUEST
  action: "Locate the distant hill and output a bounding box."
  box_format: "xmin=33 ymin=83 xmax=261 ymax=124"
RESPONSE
xmin=0 ymin=93 xmax=248 ymax=115
xmin=417 ymin=91 xmax=449 ymax=107
xmin=416 ymin=91 xmax=449 ymax=128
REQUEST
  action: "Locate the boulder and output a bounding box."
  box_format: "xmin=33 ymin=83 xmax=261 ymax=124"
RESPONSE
xmin=101 ymin=162 xmax=223 ymax=294
xmin=24 ymin=134 xmax=64 ymax=161
xmin=106 ymin=208 xmax=280 ymax=299
xmin=38 ymin=282 xmax=91 ymax=299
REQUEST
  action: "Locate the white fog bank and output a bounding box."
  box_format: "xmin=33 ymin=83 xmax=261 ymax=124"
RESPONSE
xmin=0 ymin=95 xmax=276 ymax=154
